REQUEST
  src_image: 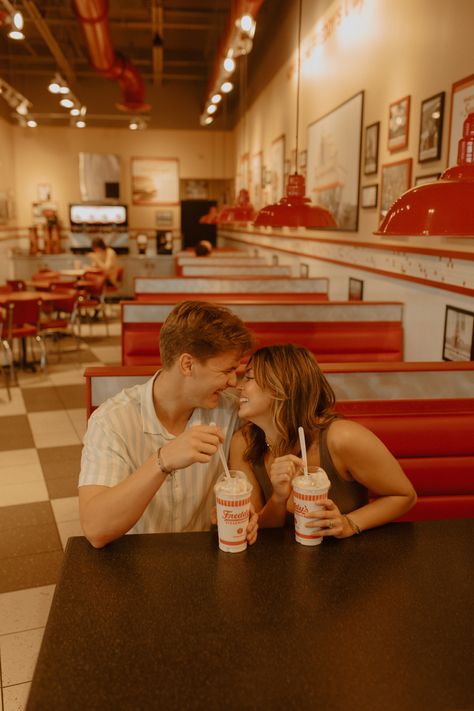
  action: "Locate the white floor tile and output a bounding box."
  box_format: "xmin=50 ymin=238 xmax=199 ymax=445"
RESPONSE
xmin=47 ymin=363 xmax=97 ymax=386
xmin=87 ymin=345 xmax=121 ymax=363
xmin=0 ymin=480 xmax=49 ymax=507
xmin=50 ymin=497 xmax=79 ymax=523
xmin=0 ymin=628 xmax=45 ymax=686
xmin=3 ymin=681 xmax=31 ymax=711
xmin=27 ymin=411 xmax=81 ymax=448
xmin=0 ymin=449 xmax=40 ymax=469
xmin=0 ymin=389 xmax=26 ymax=416
xmin=66 ymin=408 xmax=87 ymax=440
xmin=56 ymin=520 xmax=84 ymax=550
xmin=0 ymin=450 xmax=43 ymax=486
xmin=0 ymin=586 xmax=55 ymax=636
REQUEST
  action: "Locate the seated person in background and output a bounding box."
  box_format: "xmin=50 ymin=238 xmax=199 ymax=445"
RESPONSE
xmin=79 ymin=300 xmax=258 ymax=548
xmin=230 ymin=344 xmax=417 ymax=537
xmin=87 ymin=237 xmax=119 ymax=286
xmin=194 ymin=239 xmax=213 ymax=257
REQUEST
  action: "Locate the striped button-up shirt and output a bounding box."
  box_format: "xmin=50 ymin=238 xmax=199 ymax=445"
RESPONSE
xmin=79 ymin=372 xmax=240 ymax=534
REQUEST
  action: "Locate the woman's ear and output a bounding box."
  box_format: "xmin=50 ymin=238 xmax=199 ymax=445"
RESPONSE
xmin=179 ymin=353 xmax=194 ymax=376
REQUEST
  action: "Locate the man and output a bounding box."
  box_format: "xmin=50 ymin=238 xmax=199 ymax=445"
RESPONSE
xmin=79 ymin=300 xmax=257 ymax=548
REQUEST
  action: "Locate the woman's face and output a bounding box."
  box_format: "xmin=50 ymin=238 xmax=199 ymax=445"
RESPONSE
xmin=237 ymin=365 xmax=273 ymax=423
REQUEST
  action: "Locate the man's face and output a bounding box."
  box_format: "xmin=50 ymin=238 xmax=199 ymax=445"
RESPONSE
xmin=190 ymin=350 xmax=242 ymax=409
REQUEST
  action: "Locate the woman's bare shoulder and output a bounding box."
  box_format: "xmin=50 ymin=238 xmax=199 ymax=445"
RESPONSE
xmin=326 ymin=418 xmax=377 ymax=452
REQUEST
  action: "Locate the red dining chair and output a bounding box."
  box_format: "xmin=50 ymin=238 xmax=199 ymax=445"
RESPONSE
xmin=0 ymin=306 xmax=13 ymax=400
xmin=39 ymin=286 xmax=81 ymax=363
xmin=75 ymin=272 xmax=109 ymax=336
xmin=4 ymin=297 xmax=47 ymax=374
xmin=6 ymin=279 xmax=27 ymax=292
xmin=105 ymin=265 xmax=124 ymax=298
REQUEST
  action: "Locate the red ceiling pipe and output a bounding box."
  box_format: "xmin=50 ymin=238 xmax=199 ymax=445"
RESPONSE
xmin=71 ymin=0 xmax=150 ymax=112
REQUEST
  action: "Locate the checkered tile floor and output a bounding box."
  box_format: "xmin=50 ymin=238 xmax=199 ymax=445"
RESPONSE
xmin=0 ymin=312 xmax=122 ymax=709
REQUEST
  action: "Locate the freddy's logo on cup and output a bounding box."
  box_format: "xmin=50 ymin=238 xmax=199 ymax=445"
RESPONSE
xmin=223 ymin=508 xmax=249 ymax=522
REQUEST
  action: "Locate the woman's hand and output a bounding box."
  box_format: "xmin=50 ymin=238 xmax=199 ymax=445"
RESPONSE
xmin=246 ymin=504 xmax=258 ymax=545
xmin=304 ymin=499 xmax=355 ymax=539
xmin=269 ymin=454 xmax=304 ymax=503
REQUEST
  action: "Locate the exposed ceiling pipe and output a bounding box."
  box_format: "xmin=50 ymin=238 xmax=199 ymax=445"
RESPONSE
xmin=71 ymin=0 xmax=150 ymax=112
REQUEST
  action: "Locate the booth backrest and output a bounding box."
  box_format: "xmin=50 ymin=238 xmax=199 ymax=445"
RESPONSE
xmin=120 ymin=300 xmax=404 ymax=366
xmin=84 ymin=361 xmax=474 ymax=522
xmin=180 ymin=264 xmax=292 ymax=276
xmin=134 ymin=276 xmax=329 ymax=298
xmin=176 ymin=255 xmax=270 ymax=268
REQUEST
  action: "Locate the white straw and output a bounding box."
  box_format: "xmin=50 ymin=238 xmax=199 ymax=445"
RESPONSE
xmin=298 ymin=426 xmax=309 ymax=476
xmin=218 ymin=445 xmax=231 ymax=479
xmin=210 ymin=422 xmax=231 ymax=479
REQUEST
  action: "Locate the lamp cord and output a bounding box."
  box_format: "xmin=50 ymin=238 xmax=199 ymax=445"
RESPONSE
xmin=295 ymin=0 xmax=303 ymax=174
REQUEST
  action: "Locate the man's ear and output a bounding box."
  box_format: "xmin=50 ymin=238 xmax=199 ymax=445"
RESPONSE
xmin=179 ymin=353 xmax=194 ymax=376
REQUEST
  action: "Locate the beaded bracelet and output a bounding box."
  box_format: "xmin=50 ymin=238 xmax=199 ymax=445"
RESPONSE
xmin=344 ymin=514 xmax=361 ymax=535
xmin=157 ymin=447 xmax=173 ymax=475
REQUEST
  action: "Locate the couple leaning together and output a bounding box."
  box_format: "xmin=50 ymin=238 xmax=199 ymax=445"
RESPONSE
xmin=79 ymin=301 xmax=416 ymax=548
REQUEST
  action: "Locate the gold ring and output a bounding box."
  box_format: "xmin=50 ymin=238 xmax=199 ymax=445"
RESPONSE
xmin=328 ymin=520 xmax=334 ymax=529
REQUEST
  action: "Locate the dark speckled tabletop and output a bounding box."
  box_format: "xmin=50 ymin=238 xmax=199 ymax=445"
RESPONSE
xmin=27 ymin=521 xmax=474 ymax=711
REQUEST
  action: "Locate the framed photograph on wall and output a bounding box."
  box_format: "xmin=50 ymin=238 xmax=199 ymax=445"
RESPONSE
xmin=363 ymin=121 xmax=379 ymax=175
xmin=447 ymin=73 xmax=474 ymax=167
xmin=418 ymin=92 xmax=445 ymax=163
xmin=414 ymin=173 xmax=441 ymax=187
xmin=442 ymin=305 xmax=474 ymax=361
xmin=131 ymin=157 xmax=179 ymax=205
xmin=348 ymin=277 xmax=364 ymax=301
xmin=380 ymin=158 xmax=412 ymax=221
xmin=251 ymin=151 xmax=263 ymax=209
xmin=361 ymin=184 xmax=378 ymax=208
xmin=270 ymin=135 xmax=285 ymax=203
xmin=307 ymin=91 xmax=364 ymax=231
xmin=388 ymin=95 xmax=411 ymax=152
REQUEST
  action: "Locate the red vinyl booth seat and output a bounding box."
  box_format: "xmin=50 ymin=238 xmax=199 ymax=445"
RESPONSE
xmin=337 ymin=399 xmax=474 ymax=521
xmin=84 ymin=365 xmax=474 ymax=521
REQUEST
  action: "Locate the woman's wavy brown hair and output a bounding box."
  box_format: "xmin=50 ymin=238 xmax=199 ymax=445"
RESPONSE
xmin=242 ymin=344 xmax=338 ymax=463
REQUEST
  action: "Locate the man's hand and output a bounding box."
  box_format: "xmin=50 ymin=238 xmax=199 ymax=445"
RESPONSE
xmin=159 ymin=424 xmax=224 ymax=472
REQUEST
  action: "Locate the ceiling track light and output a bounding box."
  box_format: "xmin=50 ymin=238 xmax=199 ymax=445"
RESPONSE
xmin=0 ymin=77 xmax=36 ymax=124
xmin=200 ymin=0 xmax=264 ymax=126
xmin=7 ymin=8 xmax=24 ymax=40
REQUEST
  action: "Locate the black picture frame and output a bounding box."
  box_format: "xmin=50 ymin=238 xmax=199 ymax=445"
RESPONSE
xmin=388 ymin=95 xmax=410 ymax=152
xmin=414 ymin=173 xmax=441 ymax=186
xmin=361 ymin=183 xmax=378 ymax=208
xmin=364 ymin=121 xmax=379 ymax=175
xmin=380 ymin=158 xmax=412 ymax=222
xmin=442 ymin=305 xmax=474 ymax=361
xmin=418 ymin=91 xmax=445 ymax=163
xmin=348 ymin=277 xmax=364 ymax=301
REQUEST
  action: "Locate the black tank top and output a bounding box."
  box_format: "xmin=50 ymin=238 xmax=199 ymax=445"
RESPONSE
xmin=252 ymin=426 xmax=368 ymax=514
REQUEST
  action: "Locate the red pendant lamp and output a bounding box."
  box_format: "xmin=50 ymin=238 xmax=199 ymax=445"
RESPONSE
xmin=376 ymin=112 xmax=474 ymax=236
xmin=199 ymin=206 xmax=220 ymax=224
xmin=254 ymin=0 xmax=336 ymax=229
xmin=216 ymin=188 xmax=256 ymax=223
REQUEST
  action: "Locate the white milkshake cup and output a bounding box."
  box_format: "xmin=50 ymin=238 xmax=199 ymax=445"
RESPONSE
xmin=292 ymin=467 xmax=331 ymax=546
xmin=214 ymin=470 xmax=253 ymax=553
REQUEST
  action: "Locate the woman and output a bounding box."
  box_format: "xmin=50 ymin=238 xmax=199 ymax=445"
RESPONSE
xmin=87 ymin=237 xmax=119 ymax=286
xmin=230 ymin=344 xmax=417 ymax=538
